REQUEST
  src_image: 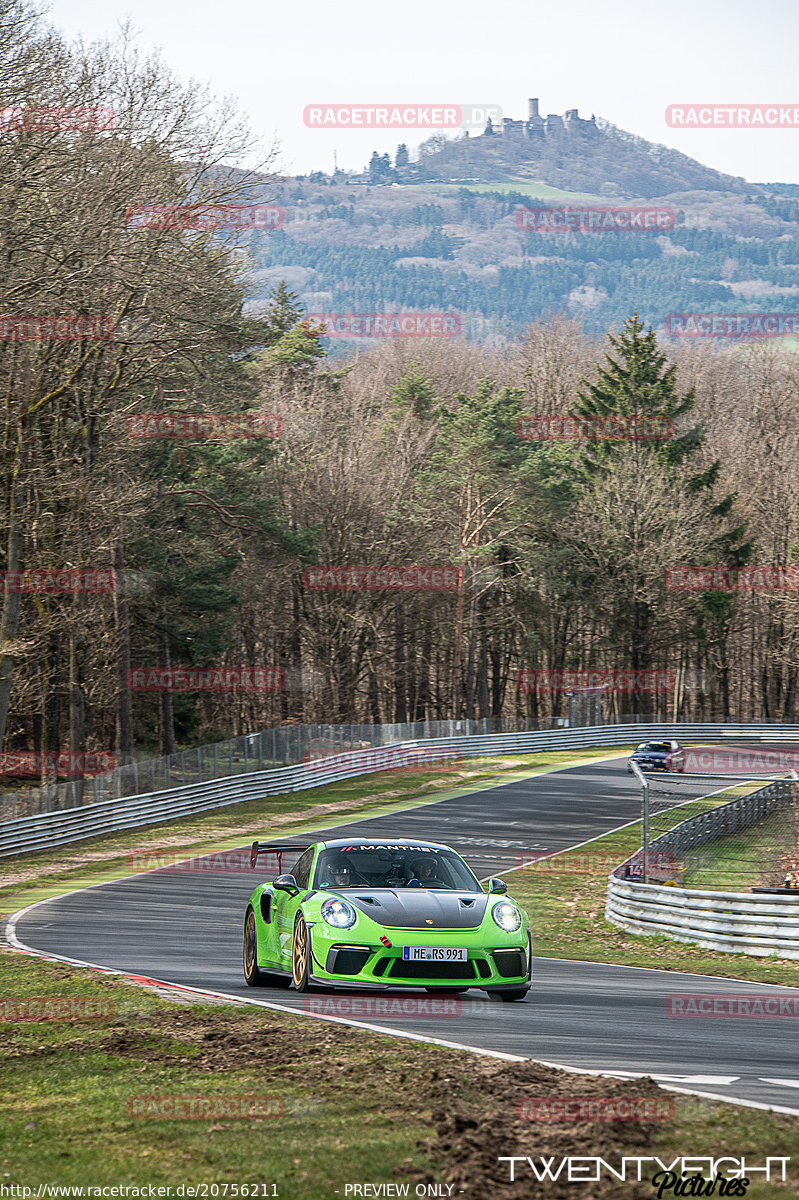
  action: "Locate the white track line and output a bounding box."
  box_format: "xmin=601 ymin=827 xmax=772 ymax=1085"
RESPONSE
xmin=6 ymin=756 xmax=799 ymax=1117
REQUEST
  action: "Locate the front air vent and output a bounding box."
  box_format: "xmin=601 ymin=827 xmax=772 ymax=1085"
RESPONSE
xmin=387 ymin=959 xmax=475 ymax=981
xmin=326 ymin=947 xmax=371 ymax=975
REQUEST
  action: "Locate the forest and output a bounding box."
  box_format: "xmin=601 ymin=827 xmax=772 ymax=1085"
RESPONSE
xmin=3 ymin=0 xmax=799 ymax=784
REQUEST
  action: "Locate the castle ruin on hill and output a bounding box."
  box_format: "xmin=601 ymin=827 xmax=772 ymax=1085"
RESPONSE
xmin=483 ymin=98 xmax=599 ymax=140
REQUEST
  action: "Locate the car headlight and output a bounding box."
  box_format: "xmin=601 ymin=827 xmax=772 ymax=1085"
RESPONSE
xmin=492 ymin=900 xmax=522 ymax=933
xmin=321 ymin=897 xmax=357 ymax=929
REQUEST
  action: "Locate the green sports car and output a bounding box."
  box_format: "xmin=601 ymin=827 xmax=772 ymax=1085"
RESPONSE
xmin=242 ymin=837 xmax=532 ymax=1001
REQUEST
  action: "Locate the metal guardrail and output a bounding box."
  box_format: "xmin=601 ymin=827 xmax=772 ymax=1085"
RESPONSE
xmin=2 ymin=719 xmax=514 ymax=820
xmin=606 ymin=878 xmax=799 ymax=959
xmin=5 ymin=721 xmax=799 ymax=860
xmin=607 ymin=778 xmax=799 ymax=958
xmin=6 ymin=714 xmax=799 ymax=823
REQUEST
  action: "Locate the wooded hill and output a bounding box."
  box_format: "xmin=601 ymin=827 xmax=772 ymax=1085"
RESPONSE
xmin=3 ymin=0 xmax=799 ymax=779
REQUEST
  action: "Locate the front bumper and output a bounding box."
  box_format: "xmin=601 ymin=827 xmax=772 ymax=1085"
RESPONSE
xmin=307 ymin=929 xmax=532 ymax=991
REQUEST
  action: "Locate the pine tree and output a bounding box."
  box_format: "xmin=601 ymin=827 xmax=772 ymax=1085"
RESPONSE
xmin=571 ymin=311 xmax=699 ymax=472
xmin=263 ymin=281 xmax=304 ymax=339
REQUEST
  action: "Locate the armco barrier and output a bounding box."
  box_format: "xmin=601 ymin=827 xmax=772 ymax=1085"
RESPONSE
xmin=4 ymin=722 xmax=799 ymax=859
xmin=606 ymin=878 xmax=799 ymax=958
xmin=607 ymin=778 xmax=799 ymax=958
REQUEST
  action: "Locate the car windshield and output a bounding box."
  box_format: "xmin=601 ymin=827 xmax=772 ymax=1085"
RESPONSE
xmin=313 ymin=845 xmax=481 ymax=891
xmin=637 ymin=743 xmax=670 ymax=752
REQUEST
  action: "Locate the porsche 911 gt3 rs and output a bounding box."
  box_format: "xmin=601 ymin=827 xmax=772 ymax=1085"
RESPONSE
xmin=243 ymin=837 xmax=531 ymax=1000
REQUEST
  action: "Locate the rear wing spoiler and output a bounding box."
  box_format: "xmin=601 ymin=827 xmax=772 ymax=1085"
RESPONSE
xmin=250 ymin=841 xmax=313 ymax=871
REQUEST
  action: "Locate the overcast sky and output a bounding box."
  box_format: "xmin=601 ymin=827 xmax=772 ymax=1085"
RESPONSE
xmin=48 ymin=0 xmax=799 ymax=185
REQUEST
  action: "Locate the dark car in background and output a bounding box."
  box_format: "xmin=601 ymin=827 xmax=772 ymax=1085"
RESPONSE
xmin=627 ymin=740 xmax=685 ymax=773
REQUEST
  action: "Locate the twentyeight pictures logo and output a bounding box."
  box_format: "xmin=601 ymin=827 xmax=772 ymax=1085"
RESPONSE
xmin=307 ymin=313 xmax=460 ymax=338
xmin=303 ymin=104 xmax=500 ymax=131
xmin=516 ymin=206 xmax=675 ymax=232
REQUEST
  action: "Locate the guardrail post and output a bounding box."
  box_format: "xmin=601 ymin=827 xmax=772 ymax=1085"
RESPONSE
xmin=630 ymin=760 xmax=649 ymax=883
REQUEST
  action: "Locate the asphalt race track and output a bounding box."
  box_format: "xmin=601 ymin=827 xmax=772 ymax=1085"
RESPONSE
xmin=12 ymin=757 xmax=799 ymax=1114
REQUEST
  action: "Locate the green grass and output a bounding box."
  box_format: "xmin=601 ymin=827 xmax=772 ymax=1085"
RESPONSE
xmin=1 ymin=953 xmax=797 ymax=1197
xmin=683 ymin=808 xmax=799 ymax=891
xmin=0 ymin=954 xmax=439 ymax=1192
xmin=405 ymin=178 xmax=606 ymax=201
xmin=0 ymin=748 xmax=630 ymax=913
xmin=506 ymin=791 xmax=799 ymax=988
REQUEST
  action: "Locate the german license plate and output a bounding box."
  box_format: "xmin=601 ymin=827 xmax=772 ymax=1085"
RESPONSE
xmin=402 ymin=946 xmax=467 ymax=961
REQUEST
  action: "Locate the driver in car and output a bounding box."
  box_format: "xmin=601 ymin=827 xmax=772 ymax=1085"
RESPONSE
xmin=320 ymin=855 xmax=352 ymax=888
xmin=408 ymin=855 xmax=438 ymax=886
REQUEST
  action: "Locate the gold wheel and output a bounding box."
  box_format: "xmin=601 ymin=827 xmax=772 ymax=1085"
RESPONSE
xmin=243 ymin=909 xmax=263 ymax=986
xmin=292 ymin=915 xmax=309 ymax=989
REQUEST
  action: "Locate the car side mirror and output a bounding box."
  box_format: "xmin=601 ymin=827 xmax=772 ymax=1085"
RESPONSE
xmin=487 ymin=878 xmax=507 ymax=894
xmin=273 ymin=873 xmax=300 ymax=896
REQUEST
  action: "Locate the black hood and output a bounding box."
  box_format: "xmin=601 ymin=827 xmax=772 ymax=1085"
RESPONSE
xmin=344 ymin=889 xmax=489 ymax=929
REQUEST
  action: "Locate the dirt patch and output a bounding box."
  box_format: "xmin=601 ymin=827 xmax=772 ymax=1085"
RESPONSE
xmin=3 ymin=1002 xmax=677 ymax=1196
xmin=425 ymin=1060 xmax=670 ymax=1199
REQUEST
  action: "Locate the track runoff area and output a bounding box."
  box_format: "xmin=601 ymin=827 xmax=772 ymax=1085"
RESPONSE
xmin=10 ymin=751 xmax=799 ymax=1115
